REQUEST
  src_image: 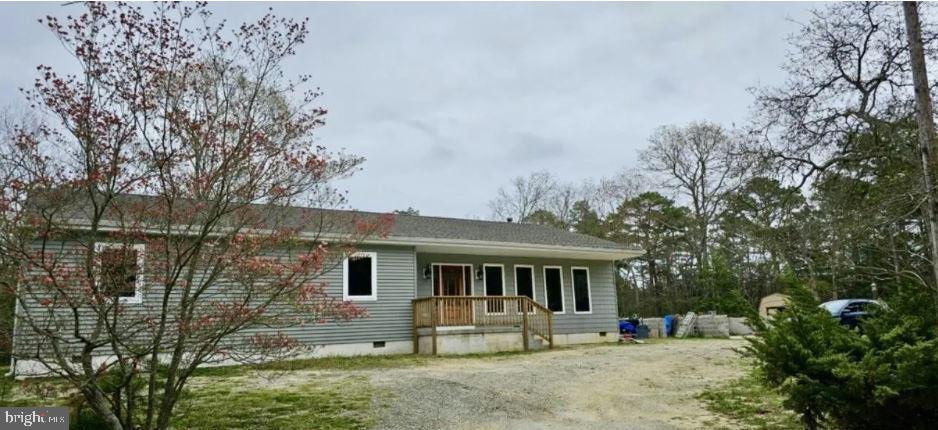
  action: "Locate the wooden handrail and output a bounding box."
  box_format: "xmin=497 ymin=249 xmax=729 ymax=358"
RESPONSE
xmin=412 ymin=296 xmax=554 ymax=351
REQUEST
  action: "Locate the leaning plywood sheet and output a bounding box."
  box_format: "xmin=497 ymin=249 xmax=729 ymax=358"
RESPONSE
xmin=676 ymin=312 xmax=696 ymax=338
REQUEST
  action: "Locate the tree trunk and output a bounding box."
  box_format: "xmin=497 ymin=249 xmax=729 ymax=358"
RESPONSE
xmin=648 ymin=258 xmax=661 ymax=315
xmin=84 ymin=387 xmax=124 ymax=430
xmin=903 ymin=2 xmax=938 ymax=299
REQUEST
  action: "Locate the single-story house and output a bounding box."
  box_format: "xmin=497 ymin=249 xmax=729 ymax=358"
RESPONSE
xmin=11 ymin=198 xmax=642 ymax=376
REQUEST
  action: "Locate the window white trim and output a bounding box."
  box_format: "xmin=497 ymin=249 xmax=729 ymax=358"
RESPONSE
xmin=513 ymin=264 xmax=536 ymax=301
xmin=94 ymin=242 xmax=145 ymax=305
xmin=570 ymin=266 xmax=593 ymax=315
xmin=542 ymin=265 xmax=565 ymax=314
xmin=429 ymin=263 xmax=474 ymax=296
xmin=343 ymin=252 xmax=377 ymax=301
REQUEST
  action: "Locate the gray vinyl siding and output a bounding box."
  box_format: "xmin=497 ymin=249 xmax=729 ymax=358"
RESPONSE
xmin=268 ymin=244 xmax=416 ymax=345
xmin=415 ymin=253 xmax=619 ymax=335
xmin=14 ymin=238 xmax=619 ymax=361
xmin=290 ymin=244 xmax=416 ymax=345
xmin=13 ymin=240 xmax=417 ymax=358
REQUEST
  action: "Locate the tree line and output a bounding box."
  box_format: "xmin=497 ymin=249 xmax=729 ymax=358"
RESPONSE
xmin=488 ymin=2 xmax=938 ymax=318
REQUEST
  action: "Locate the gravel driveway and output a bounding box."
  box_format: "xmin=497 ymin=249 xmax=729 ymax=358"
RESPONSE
xmin=369 ymin=339 xmax=747 ymax=430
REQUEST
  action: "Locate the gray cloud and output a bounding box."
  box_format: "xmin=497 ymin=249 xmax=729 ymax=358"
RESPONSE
xmin=0 ymin=2 xmax=816 ymax=218
xmin=507 ymin=133 xmax=566 ymax=162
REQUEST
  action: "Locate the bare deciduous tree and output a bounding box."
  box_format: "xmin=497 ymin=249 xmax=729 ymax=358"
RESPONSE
xmin=751 ymin=2 xmax=938 ymax=288
xmin=543 ymin=183 xmax=581 ymax=229
xmin=488 ymin=170 xmax=556 ymax=222
xmin=750 ymin=3 xmax=914 ymax=185
xmin=640 ymin=122 xmax=746 ymax=265
xmin=585 ymin=168 xmax=649 ymax=217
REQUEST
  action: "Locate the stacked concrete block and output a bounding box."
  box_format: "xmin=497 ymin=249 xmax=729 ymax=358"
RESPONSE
xmin=643 ymin=318 xmax=666 ymax=338
xmin=729 ymin=317 xmax=754 ymax=335
xmin=694 ymin=314 xmax=730 ymax=337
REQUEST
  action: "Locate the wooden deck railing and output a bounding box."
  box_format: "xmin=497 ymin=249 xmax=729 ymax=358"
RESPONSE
xmin=412 ymin=296 xmax=553 ymax=354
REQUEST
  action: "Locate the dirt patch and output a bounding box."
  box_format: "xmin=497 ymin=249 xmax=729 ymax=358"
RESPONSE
xmin=205 ymin=339 xmax=749 ymax=429
xmin=366 ymin=339 xmax=748 ymax=430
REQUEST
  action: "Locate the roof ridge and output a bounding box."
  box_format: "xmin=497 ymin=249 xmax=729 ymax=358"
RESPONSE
xmin=104 ymin=193 xmax=639 ymax=252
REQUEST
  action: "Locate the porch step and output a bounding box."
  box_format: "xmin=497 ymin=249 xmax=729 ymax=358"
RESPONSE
xmin=527 ymin=332 xmax=547 ymax=350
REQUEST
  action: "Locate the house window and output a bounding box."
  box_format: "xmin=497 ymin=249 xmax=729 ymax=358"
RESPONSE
xmin=343 ymin=252 xmax=377 ymax=301
xmin=571 ymin=267 xmax=592 ymax=314
xmin=484 ymin=264 xmax=505 ymax=313
xmin=543 ymin=266 xmax=564 ymax=313
xmin=514 ymin=265 xmax=535 ymax=300
xmin=95 ymin=243 xmax=144 ymax=304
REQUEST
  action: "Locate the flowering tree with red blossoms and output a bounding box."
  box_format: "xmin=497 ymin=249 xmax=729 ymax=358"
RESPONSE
xmin=0 ymin=3 xmax=392 ymax=429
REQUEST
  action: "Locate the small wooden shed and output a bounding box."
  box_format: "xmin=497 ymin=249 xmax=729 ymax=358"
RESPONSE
xmin=759 ymin=293 xmax=789 ymax=318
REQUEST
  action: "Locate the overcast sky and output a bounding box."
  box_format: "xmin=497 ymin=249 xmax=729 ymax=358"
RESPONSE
xmin=0 ymin=2 xmax=816 ymax=219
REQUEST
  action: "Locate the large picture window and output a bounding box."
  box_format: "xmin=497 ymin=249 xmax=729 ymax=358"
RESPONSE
xmin=571 ymin=267 xmax=592 ymax=314
xmin=543 ymin=266 xmax=564 ymax=313
xmin=95 ymin=243 xmax=144 ymax=304
xmin=343 ymin=252 xmax=377 ymax=301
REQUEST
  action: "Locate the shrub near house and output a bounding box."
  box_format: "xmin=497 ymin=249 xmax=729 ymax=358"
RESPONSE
xmin=747 ymin=284 xmax=938 ymax=430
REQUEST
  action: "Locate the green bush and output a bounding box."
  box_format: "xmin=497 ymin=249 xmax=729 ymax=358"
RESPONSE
xmin=696 ymin=255 xmax=757 ymax=318
xmin=746 ymin=283 xmax=938 ymax=429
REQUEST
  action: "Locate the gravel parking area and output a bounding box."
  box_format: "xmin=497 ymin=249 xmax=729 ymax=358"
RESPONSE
xmin=369 ymin=339 xmax=747 ymax=430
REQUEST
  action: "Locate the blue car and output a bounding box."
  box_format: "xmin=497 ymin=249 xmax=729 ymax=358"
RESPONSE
xmin=820 ymin=299 xmax=882 ymax=329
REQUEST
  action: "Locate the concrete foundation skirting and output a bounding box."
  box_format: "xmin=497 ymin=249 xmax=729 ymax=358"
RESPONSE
xmin=11 ymin=340 xmax=414 ymax=379
xmin=551 ymin=332 xmax=618 ymax=346
xmin=12 ymin=330 xmax=619 ymax=376
xmin=417 ymin=330 xmax=529 ymax=355
xmin=416 ymin=329 xmax=615 ymax=354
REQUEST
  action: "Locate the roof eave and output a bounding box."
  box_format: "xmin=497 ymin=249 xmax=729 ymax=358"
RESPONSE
xmin=368 ymin=235 xmax=644 ymax=261
xmin=57 ymin=219 xmax=646 ymax=261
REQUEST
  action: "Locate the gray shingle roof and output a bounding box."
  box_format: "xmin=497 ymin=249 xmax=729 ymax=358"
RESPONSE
xmin=52 ymin=193 xmax=639 ymax=252
xmin=384 ymin=213 xmax=637 ymax=251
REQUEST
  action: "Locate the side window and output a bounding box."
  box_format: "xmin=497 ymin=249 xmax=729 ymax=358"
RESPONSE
xmin=96 ymin=243 xmax=144 ymax=304
xmin=846 ymin=302 xmax=873 ymax=313
xmin=344 ymin=252 xmax=377 ymax=301
xmin=571 ymin=267 xmax=591 ymax=313
xmin=543 ymin=266 xmax=564 ymax=313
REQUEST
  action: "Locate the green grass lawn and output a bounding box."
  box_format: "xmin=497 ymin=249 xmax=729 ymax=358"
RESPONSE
xmin=173 ymin=375 xmax=378 ymax=430
xmin=0 ymin=361 xmax=387 ymax=430
xmin=698 ymin=370 xmax=800 ymax=430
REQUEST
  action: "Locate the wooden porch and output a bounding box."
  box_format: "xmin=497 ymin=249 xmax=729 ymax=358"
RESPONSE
xmin=411 ymin=296 xmax=554 ymax=355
